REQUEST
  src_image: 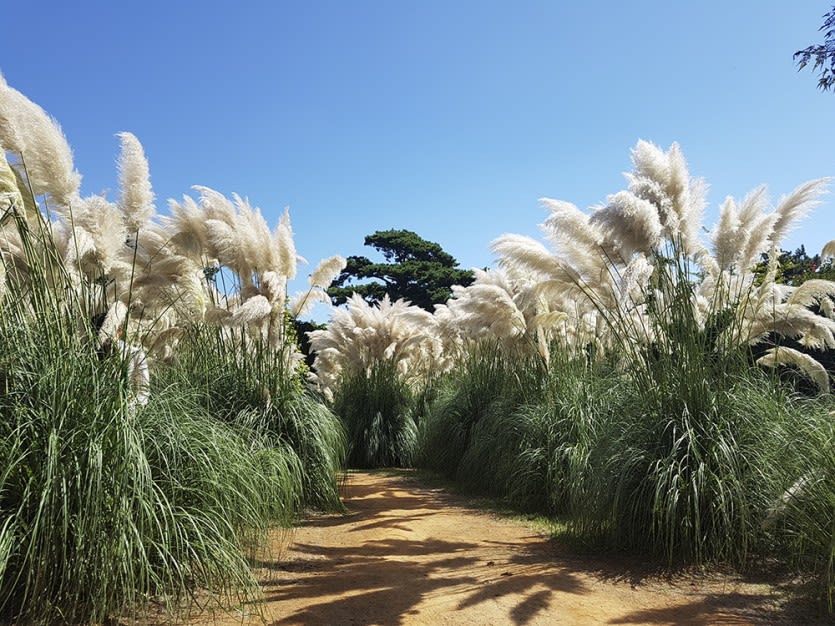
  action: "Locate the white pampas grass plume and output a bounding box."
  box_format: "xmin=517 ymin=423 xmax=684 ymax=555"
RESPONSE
xmin=709 ymin=187 xmax=773 ymax=272
xmin=310 ymin=254 xmax=348 ymax=289
xmin=541 ymin=199 xmax=601 ymax=255
xmin=737 ymin=212 xmax=778 ymax=274
xmin=65 ymin=226 xmax=98 ymax=272
xmin=627 ymin=140 xmax=706 ymax=255
xmin=491 ymin=234 xmax=570 ymax=283
xmin=0 ymin=73 xmax=81 ymax=210
xmin=618 ymin=254 xmax=654 ymax=303
xmin=711 ymin=197 xmax=740 ymax=270
xmin=0 ymin=77 xmax=26 ymax=153
xmin=822 ymin=240 xmax=835 ymax=260
xmin=310 ymin=255 xmax=347 ymax=288
xmin=274 ymin=208 xmax=297 ymax=279
xmin=757 ymin=346 xmax=829 ymax=394
xmin=229 ymin=294 xmax=272 ymax=326
xmin=769 ymin=178 xmax=829 ymax=246
xmin=73 ymin=194 xmax=127 ymax=276
xmin=166 ymin=194 xmax=208 ymax=258
xmin=204 ymin=218 xmax=239 ymax=267
xmin=193 ymin=185 xmax=236 ymax=225
xmin=261 ymin=270 xmax=286 ymax=305
xmin=116 ymin=132 xmax=155 ymax=232
xmin=532 ymin=310 xmax=569 ymax=330
xmin=540 ymin=199 xmax=610 ymax=284
xmin=204 ymin=307 xmax=233 ymax=325
xmin=289 ymin=288 xmax=331 ymax=318
xmin=787 ymin=279 xmax=835 ymax=309
xmin=453 ymin=281 xmax=527 ymax=339
xmin=288 ymin=255 xmax=346 ymax=318
xmin=590 ymin=190 xmax=662 ymax=257
xmin=737 ymin=185 xmax=770 ymax=233
xmin=232 ymin=193 xmax=273 ymax=273
xmin=307 ymin=293 xmax=442 ymax=394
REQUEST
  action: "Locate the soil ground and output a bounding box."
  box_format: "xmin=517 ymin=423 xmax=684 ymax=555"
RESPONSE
xmin=184 ymin=470 xmax=829 ymax=626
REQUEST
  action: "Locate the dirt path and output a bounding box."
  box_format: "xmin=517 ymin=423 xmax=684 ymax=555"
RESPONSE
xmin=187 ymin=471 xmax=822 ymax=625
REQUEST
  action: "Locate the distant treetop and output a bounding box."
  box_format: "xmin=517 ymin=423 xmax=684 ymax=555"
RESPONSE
xmin=328 ymin=229 xmax=475 ymax=311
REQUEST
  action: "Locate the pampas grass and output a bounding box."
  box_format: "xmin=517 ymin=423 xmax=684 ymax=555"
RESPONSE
xmin=333 ymin=361 xmax=416 ymax=468
xmin=0 ymin=206 xmax=303 ymax=623
xmin=166 ymin=320 xmax=346 ymax=511
xmin=0 ymin=78 xmax=350 ymax=622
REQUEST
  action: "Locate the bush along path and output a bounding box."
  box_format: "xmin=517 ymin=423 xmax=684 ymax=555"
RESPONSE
xmin=181 ymin=471 xmax=826 ymax=626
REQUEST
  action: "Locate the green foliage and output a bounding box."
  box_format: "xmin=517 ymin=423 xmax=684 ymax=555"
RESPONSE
xmin=416 ymin=342 xmax=544 ymax=481
xmin=584 ymin=373 xmax=787 ymax=565
xmin=771 ymin=404 xmax=835 ymax=612
xmin=500 ymin=355 xmax=618 ymax=515
xmin=164 ymin=323 xmax=346 ymax=511
xmin=328 ymin=229 xmax=474 ymax=310
xmin=332 ymin=361 xmax=416 ymax=468
xmin=753 ymin=245 xmax=835 ymax=286
xmin=794 ymin=5 xmax=835 ymax=91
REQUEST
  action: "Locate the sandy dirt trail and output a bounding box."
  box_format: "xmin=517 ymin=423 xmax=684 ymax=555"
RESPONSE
xmin=185 ymin=470 xmax=821 ymax=626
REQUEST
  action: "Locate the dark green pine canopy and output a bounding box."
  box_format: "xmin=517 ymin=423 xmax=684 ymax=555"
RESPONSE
xmin=328 ymin=229 xmax=475 ymax=311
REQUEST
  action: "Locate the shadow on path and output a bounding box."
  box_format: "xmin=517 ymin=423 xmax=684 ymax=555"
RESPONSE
xmin=235 ymin=471 xmax=820 ymax=626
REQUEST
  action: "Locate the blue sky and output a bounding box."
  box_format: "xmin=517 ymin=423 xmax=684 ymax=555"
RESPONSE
xmin=3 ymin=1 xmax=834 ymax=318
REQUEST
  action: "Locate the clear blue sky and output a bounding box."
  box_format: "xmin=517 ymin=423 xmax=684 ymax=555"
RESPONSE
xmin=3 ymin=1 xmax=834 ymax=318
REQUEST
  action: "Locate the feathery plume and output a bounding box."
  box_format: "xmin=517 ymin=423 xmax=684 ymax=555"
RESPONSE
xmin=116 ymin=132 xmax=155 ymax=232
xmin=232 ymin=193 xmax=273 ymax=273
xmin=229 ymin=294 xmax=273 ymax=326
xmin=590 ymin=190 xmax=662 ymax=257
xmin=757 ymin=346 xmax=829 ymax=393
xmin=260 ymin=270 xmax=286 ymax=305
xmin=768 ymin=178 xmax=829 ymax=246
xmin=0 ymin=148 xmax=23 ymax=212
xmin=0 ymin=73 xmax=81 ymax=210
xmin=288 ymin=255 xmax=347 ymax=318
xmin=72 ymin=194 xmax=127 ymax=277
xmin=98 ymin=301 xmax=129 ymax=341
xmin=787 ymin=279 xmax=835 ymax=310
xmin=310 ymin=255 xmax=347 ymax=288
xmin=710 ymin=196 xmax=740 ymax=270
xmin=274 ymin=208 xmax=297 ymax=280
xmin=166 ymin=195 xmax=209 ymax=259
xmin=627 ymin=140 xmax=706 ymax=255
xmin=289 ymin=288 xmax=330 ymax=318
xmin=491 ymin=234 xmax=573 ymax=284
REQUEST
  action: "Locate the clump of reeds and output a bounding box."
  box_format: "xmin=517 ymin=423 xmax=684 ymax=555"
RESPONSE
xmin=309 ymin=294 xmax=442 ymax=468
xmin=0 ymin=203 xmax=303 ymax=623
xmin=0 ymin=75 xmax=349 ymax=622
xmin=408 ymin=140 xmax=835 ymax=611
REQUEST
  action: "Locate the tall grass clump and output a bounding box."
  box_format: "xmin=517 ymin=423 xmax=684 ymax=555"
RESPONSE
xmin=498 ymin=351 xmax=619 ymax=514
xmin=416 ymin=341 xmax=543 ymax=483
xmin=0 ymin=207 xmax=296 ymax=623
xmin=572 ymin=250 xmax=793 ymax=564
xmin=168 ymin=321 xmax=346 ymax=511
xmin=0 ymin=76 xmax=349 ymax=621
xmin=309 ymin=293 xmax=443 ymax=468
xmin=766 ymin=400 xmax=835 ymax=612
xmin=490 ymin=140 xmax=833 ymax=578
xmin=333 ymin=361 xmax=416 ymax=468
xmin=163 ymin=186 xmax=349 ymax=510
